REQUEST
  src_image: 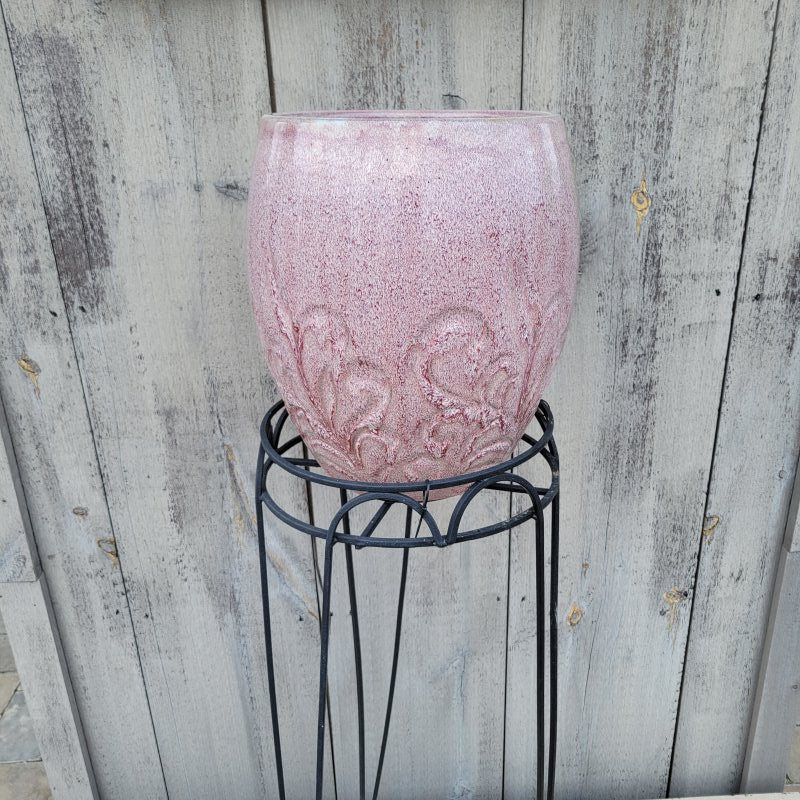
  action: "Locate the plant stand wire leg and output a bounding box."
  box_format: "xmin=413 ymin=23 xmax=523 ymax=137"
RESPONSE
xmin=340 ymin=489 xmax=367 ymax=800
xmin=535 ymin=503 xmax=546 ymax=800
xmin=547 ymin=494 xmax=559 ymax=800
xmin=256 ymin=444 xmax=286 ymax=800
xmin=371 ymin=506 xmax=413 ymax=800
xmin=316 ymin=528 xmax=337 ymax=800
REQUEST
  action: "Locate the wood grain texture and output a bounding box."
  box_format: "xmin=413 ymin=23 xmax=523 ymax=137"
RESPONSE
xmin=0 ymin=575 xmax=98 ymax=799
xmin=0 ymin=396 xmax=39 ymax=581
xmin=266 ymin=0 xmax=523 ymax=112
xmin=265 ymin=2 xmax=523 ymax=796
xmin=3 ymin=0 xmax=324 ymax=796
xmin=507 ymin=2 xmax=777 ymax=798
xmin=0 ymin=10 xmax=166 ymax=796
xmin=655 ymin=796 xmax=786 ymax=800
xmin=785 ymin=458 xmax=800 ymax=553
xmin=741 ymin=546 xmax=800 ymax=793
xmin=671 ymin=0 xmax=800 ymax=793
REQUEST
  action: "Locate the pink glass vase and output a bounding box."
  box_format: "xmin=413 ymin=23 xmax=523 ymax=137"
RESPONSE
xmin=248 ymin=110 xmax=579 ymax=487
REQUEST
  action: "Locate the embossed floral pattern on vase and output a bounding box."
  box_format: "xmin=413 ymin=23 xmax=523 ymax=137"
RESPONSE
xmin=248 ymin=110 xmax=579 ymax=487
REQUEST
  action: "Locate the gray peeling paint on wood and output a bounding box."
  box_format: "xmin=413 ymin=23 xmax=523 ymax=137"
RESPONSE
xmin=671 ymin=0 xmax=800 ymax=791
xmin=0 ymin=7 xmax=167 ymax=797
xmin=0 ymin=576 xmax=98 ymax=799
xmin=0 ymin=397 xmax=39 ymax=582
xmin=508 ymin=2 xmax=778 ymax=798
xmin=2 ymin=0 xmax=325 ymax=796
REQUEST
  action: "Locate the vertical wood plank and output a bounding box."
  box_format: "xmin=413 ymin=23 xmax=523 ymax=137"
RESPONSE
xmin=507 ymin=2 xmax=777 ymax=798
xmin=784 ymin=457 xmax=800 ymax=554
xmin=0 ymin=8 xmax=166 ymax=796
xmin=267 ymin=0 xmax=523 ymax=112
xmin=672 ymin=0 xmax=800 ymax=791
xmin=3 ymin=0 xmax=324 ymax=796
xmin=0 ymin=575 xmax=98 ymax=799
xmin=266 ymin=2 xmax=523 ymax=796
xmin=740 ymin=546 xmax=800 ymax=793
xmin=0 ymin=396 xmax=39 ymax=582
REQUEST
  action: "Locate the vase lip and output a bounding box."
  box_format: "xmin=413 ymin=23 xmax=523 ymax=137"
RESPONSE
xmin=261 ymin=109 xmax=561 ymax=123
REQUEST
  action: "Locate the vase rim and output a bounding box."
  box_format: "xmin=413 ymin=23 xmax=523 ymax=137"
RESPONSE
xmin=262 ymin=109 xmax=561 ymax=123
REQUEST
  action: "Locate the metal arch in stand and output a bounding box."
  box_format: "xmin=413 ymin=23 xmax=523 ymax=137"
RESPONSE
xmin=255 ymin=399 xmax=560 ymax=800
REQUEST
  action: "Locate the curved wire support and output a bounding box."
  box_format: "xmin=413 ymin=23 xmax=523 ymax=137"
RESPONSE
xmin=258 ymin=399 xmax=558 ymax=548
xmin=446 ymin=471 xmax=542 ymax=545
xmin=260 ymin=400 xmax=555 ymax=495
xmin=328 ymin=491 xmax=444 ymax=548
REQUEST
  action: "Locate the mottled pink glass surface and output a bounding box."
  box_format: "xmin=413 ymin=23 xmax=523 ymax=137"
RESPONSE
xmin=248 ymin=110 xmax=579 ymax=487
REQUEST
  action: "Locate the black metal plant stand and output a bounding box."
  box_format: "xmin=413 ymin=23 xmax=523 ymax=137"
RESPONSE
xmin=255 ymin=399 xmax=560 ymax=800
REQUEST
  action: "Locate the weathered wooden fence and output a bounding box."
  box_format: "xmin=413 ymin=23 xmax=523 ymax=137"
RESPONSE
xmin=0 ymin=1 xmax=798 ymax=799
